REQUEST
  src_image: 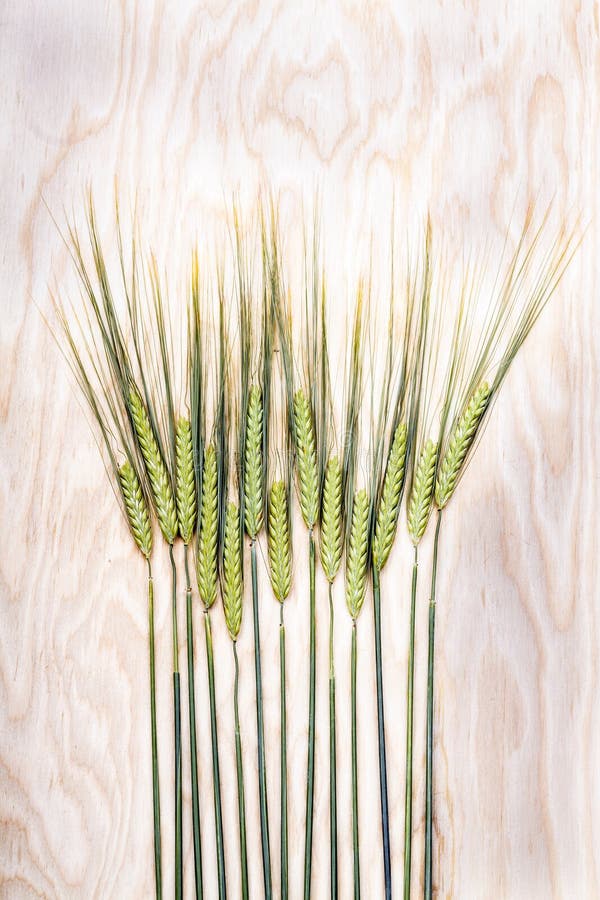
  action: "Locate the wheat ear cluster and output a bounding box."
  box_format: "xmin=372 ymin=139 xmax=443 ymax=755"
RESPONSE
xmin=119 ymin=460 xmax=153 ymax=559
xmin=267 ymin=481 xmax=292 ymax=602
xmin=175 ymin=417 xmax=197 ymax=544
xmin=407 ymin=439 xmax=438 ymax=545
xmin=345 ymin=489 xmax=370 ymax=620
xmin=222 ymin=502 xmax=243 ymax=640
xmin=197 ymin=443 xmax=218 ymax=609
xmin=373 ymin=421 xmax=408 ymax=570
xmin=435 ymin=382 xmax=491 ymax=509
xmin=244 ymin=384 xmax=264 ymax=540
xmin=129 ymin=383 xmax=178 ymax=544
xmin=293 ymin=389 xmax=319 ymax=530
xmin=320 ymin=455 xmax=343 ymax=583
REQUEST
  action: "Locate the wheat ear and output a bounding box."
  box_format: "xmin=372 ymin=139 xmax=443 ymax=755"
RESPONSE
xmin=197 ymin=444 xmax=218 ymax=609
xmin=223 ymin=502 xmax=243 ymax=641
xmin=244 ymin=384 xmax=264 ymax=539
xmin=372 ymin=421 xmax=408 ymax=571
xmin=293 ymin=389 xmax=319 ymax=529
xmin=320 ymin=455 xmax=343 ymax=583
xmin=435 ymin=382 xmax=491 ymax=509
xmin=118 ymin=460 xmax=153 ymax=559
xmin=407 ymin=439 xmax=438 ymax=546
xmin=129 ymin=383 xmax=178 ymax=545
xmin=346 ymin=489 xmax=370 ymax=620
xmin=268 ymin=481 xmax=292 ymax=603
xmin=175 ymin=417 xmax=197 ymax=544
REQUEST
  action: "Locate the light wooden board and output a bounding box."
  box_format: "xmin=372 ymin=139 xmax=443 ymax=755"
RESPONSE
xmin=1 ymin=2 xmax=598 ymax=898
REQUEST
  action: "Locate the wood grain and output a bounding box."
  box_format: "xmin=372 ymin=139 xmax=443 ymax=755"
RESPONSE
xmin=1 ymin=2 xmax=598 ymax=897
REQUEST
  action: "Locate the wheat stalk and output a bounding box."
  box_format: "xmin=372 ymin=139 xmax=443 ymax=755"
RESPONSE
xmin=293 ymin=389 xmax=319 ymax=530
xmin=268 ymin=481 xmax=292 ymax=603
xmin=373 ymin=421 xmax=408 ymax=571
xmin=118 ymin=460 xmax=153 ymax=559
xmin=175 ymin=417 xmax=197 ymax=544
xmin=435 ymin=382 xmax=490 ymax=509
xmin=320 ymin=456 xmax=343 ymax=583
xmin=407 ymin=439 xmax=438 ymax=546
xmin=197 ymin=443 xmax=218 ymax=609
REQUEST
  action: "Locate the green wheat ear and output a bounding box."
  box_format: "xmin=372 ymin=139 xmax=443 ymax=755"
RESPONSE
xmin=175 ymin=417 xmax=196 ymax=544
xmin=435 ymin=382 xmax=491 ymax=509
xmin=268 ymin=481 xmax=292 ymax=602
xmin=129 ymin=383 xmax=178 ymax=544
xmin=320 ymin=456 xmax=343 ymax=583
xmin=223 ymin=502 xmax=243 ymax=640
xmin=244 ymin=384 xmax=264 ymax=539
xmin=293 ymin=388 xmax=319 ymax=529
xmin=118 ymin=460 xmax=153 ymax=559
xmin=373 ymin=421 xmax=408 ymax=571
xmin=346 ymin=489 xmax=370 ymax=620
xmin=407 ymin=439 xmax=438 ymax=546
xmin=197 ymin=444 xmax=218 ymax=609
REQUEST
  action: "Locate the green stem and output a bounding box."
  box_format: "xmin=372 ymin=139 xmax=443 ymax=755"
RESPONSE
xmin=280 ymin=603 xmax=288 ymax=900
xmin=169 ymin=544 xmax=182 ymax=900
xmin=403 ymin=545 xmax=418 ymax=900
xmin=251 ymin=539 xmax=272 ymax=898
xmin=351 ymin=619 xmax=360 ymax=900
xmin=185 ymin=545 xmax=203 ymax=899
xmin=233 ymin=641 xmax=249 ymax=900
xmin=328 ymin=580 xmax=338 ymax=900
xmin=204 ymin=610 xmax=227 ymax=899
xmin=303 ymin=530 xmax=316 ymax=900
xmin=424 ymin=511 xmax=442 ymax=900
xmin=372 ymin=566 xmax=391 ymax=900
xmin=147 ymin=561 xmax=162 ymax=900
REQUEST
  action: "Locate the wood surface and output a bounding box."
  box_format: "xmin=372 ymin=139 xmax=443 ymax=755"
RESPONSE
xmin=1 ymin=2 xmax=598 ymax=898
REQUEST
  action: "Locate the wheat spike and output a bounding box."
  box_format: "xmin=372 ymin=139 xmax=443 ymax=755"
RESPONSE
xmin=197 ymin=443 xmax=218 ymax=609
xmin=320 ymin=455 xmax=343 ymax=583
xmin=244 ymin=384 xmax=264 ymax=539
xmin=435 ymin=382 xmax=491 ymax=509
xmin=373 ymin=421 xmax=408 ymax=571
xmin=345 ymin=489 xmax=370 ymax=620
xmin=118 ymin=460 xmax=153 ymax=559
xmin=129 ymin=383 xmax=178 ymax=544
xmin=407 ymin=439 xmax=438 ymax=545
xmin=175 ymin=417 xmax=196 ymax=544
xmin=293 ymin=388 xmax=319 ymax=529
xmin=268 ymin=481 xmax=292 ymax=602
xmin=222 ymin=502 xmax=243 ymax=640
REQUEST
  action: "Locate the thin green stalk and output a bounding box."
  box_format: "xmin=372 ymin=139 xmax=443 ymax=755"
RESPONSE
xmin=404 ymin=545 xmax=418 ymax=900
xmin=233 ymin=641 xmax=249 ymax=900
xmin=169 ymin=544 xmax=182 ymax=900
xmin=424 ymin=511 xmax=442 ymax=900
xmin=204 ymin=610 xmax=227 ymax=899
xmin=351 ymin=619 xmax=360 ymax=900
xmin=372 ymin=567 xmax=391 ymax=900
xmin=280 ymin=602 xmax=288 ymax=900
xmin=147 ymin=560 xmax=162 ymax=900
xmin=251 ymin=539 xmax=272 ymax=898
xmin=184 ymin=545 xmax=203 ymax=899
xmin=303 ymin=530 xmax=316 ymax=900
xmin=328 ymin=581 xmax=338 ymax=900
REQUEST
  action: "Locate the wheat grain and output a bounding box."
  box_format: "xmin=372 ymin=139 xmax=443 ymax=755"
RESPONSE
xmin=372 ymin=421 xmax=408 ymax=571
xmin=407 ymin=439 xmax=438 ymax=546
xmin=197 ymin=443 xmax=218 ymax=609
xmin=118 ymin=460 xmax=153 ymax=559
xmin=175 ymin=417 xmax=196 ymax=544
xmin=435 ymin=382 xmax=490 ymax=509
xmin=345 ymin=489 xmax=370 ymax=620
xmin=268 ymin=481 xmax=292 ymax=603
xmin=244 ymin=384 xmax=264 ymax=539
xmin=293 ymin=389 xmax=319 ymax=529
xmin=223 ymin=502 xmax=243 ymax=640
xmin=320 ymin=456 xmax=343 ymax=583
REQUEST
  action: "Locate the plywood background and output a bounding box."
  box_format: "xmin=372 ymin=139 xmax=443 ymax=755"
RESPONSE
xmin=1 ymin=2 xmax=598 ymax=898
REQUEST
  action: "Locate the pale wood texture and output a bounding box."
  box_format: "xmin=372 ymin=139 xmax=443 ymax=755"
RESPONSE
xmin=1 ymin=2 xmax=598 ymax=898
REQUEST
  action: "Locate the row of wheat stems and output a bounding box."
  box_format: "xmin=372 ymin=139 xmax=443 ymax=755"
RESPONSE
xmin=55 ymin=196 xmax=577 ymax=899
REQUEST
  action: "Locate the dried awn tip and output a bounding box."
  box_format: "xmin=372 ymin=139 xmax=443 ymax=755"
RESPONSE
xmin=175 ymin=417 xmax=196 ymax=544
xmin=222 ymin=502 xmax=243 ymax=640
xmin=293 ymin=388 xmax=319 ymax=529
xmin=197 ymin=444 xmax=218 ymax=609
xmin=435 ymin=382 xmax=491 ymax=509
xmin=244 ymin=384 xmax=264 ymax=540
xmin=268 ymin=481 xmax=292 ymax=602
xmin=407 ymin=439 xmax=438 ymax=546
xmin=129 ymin=383 xmax=178 ymax=544
xmin=372 ymin=421 xmax=408 ymax=571
xmin=345 ymin=488 xmax=370 ymax=620
xmin=118 ymin=460 xmax=153 ymax=559
xmin=320 ymin=455 xmax=343 ymax=583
